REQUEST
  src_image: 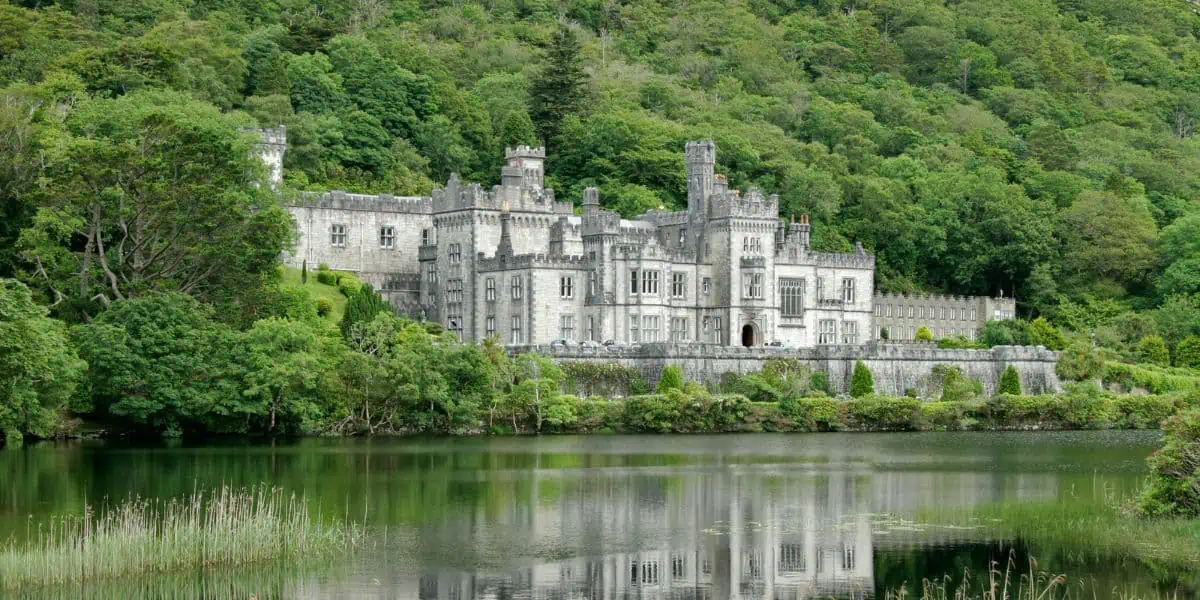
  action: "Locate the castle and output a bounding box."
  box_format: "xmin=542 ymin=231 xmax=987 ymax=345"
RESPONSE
xmin=261 ymin=128 xmax=1015 ymax=348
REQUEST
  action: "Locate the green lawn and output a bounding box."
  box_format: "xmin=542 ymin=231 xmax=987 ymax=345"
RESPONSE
xmin=279 ymin=266 xmax=347 ymax=323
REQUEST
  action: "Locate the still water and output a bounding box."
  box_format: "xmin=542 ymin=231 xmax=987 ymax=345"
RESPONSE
xmin=0 ymin=431 xmax=1179 ymax=598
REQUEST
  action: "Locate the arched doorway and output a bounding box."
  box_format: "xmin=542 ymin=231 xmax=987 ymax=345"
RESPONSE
xmin=741 ymin=324 xmax=755 ymax=347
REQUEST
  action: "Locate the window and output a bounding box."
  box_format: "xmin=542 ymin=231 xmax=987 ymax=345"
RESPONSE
xmin=629 ymin=314 xmax=640 ymax=342
xmin=941 ymin=307 xmax=947 ymax=319
xmin=970 ymin=308 xmax=977 ymax=320
xmin=485 ymin=278 xmax=496 ymax=301
xmin=446 ymin=279 xmax=463 ymax=303
xmin=589 ymin=271 xmax=597 ymax=296
xmin=421 ymin=228 xmax=431 ymax=245
xmin=841 ymin=320 xmax=857 ymax=344
xmin=703 ymin=277 xmax=712 ymax=295
xmin=958 ymin=308 xmax=965 ymax=320
xmin=874 ymin=304 xmax=881 ymax=317
xmin=742 ymin=236 xmax=749 ymax=252
xmin=779 ymin=544 xmax=806 ymax=573
xmin=630 ymin=269 xmax=639 ymax=295
xmin=447 ymin=315 xmax=462 ymax=337
xmin=678 ymin=228 xmax=686 ymax=247
xmin=885 ymin=304 xmax=892 ymax=317
xmin=560 ymin=275 xmax=574 ymax=298
xmin=379 ymin=226 xmax=394 ymax=249
xmin=672 ymin=554 xmax=686 ymax=579
xmin=841 ymin=544 xmax=856 ymax=571
xmin=671 ymin=272 xmax=687 ymax=298
xmin=714 ymin=316 xmax=723 ymax=343
xmin=842 ymin=278 xmax=855 ymax=303
xmin=907 ymin=306 xmax=915 ymax=318
xmin=448 ymin=243 xmax=461 ymax=263
xmin=586 ymin=316 xmax=595 ymax=341
xmin=818 ymin=319 xmax=837 ymax=345
xmin=632 ymin=560 xmax=660 ymax=585
xmin=643 ymin=315 xmax=660 ymax=342
xmin=560 ymin=315 xmax=576 ymax=340
xmin=780 ymin=278 xmax=805 ymax=316
xmin=511 ymin=275 xmax=523 ymax=300
xmin=330 ymin=224 xmax=347 ymax=247
xmin=816 ymin=277 xmax=825 ymax=301
xmin=641 ymin=270 xmax=660 ymax=295
xmin=744 ymin=273 xmax=763 ymax=299
xmin=486 ymin=315 xmax=496 ymax=337
xmin=510 ymin=316 xmax=522 ymax=344
xmin=670 ymin=317 xmax=688 ymax=342
xmin=426 ymin=264 xmax=437 ymax=284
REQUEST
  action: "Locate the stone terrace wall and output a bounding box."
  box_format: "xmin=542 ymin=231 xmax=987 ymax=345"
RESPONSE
xmin=509 ymin=342 xmax=1060 ymax=397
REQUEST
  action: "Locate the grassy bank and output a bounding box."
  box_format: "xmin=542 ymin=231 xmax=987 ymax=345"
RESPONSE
xmin=916 ymin=501 xmax=1200 ymax=580
xmin=279 ymin=265 xmax=349 ymax=322
xmin=0 ymin=486 xmax=364 ymax=590
xmin=885 ymin=557 xmax=1188 ymax=600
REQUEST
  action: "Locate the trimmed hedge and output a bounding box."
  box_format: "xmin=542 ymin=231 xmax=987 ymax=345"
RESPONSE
xmin=1103 ymin=362 xmax=1200 ymax=394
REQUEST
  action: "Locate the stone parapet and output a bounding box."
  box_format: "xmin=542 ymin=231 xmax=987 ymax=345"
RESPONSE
xmin=295 ymin=191 xmax=432 ymax=214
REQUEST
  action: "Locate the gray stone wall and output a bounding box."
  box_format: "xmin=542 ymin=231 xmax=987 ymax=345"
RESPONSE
xmin=512 ymin=342 xmax=1060 ymax=398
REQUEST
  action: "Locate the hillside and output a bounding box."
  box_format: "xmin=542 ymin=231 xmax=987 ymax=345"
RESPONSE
xmin=1 ymin=0 xmax=1199 ymax=357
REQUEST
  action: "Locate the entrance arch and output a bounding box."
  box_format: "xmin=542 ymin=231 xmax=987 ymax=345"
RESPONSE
xmin=741 ymin=324 xmax=755 ymax=347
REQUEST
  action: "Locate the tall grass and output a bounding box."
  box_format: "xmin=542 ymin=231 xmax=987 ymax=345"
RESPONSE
xmin=885 ymin=554 xmax=1180 ymax=600
xmin=0 ymin=486 xmax=364 ymax=590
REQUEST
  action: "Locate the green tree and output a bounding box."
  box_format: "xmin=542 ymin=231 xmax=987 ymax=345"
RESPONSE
xmin=656 ymin=365 xmax=684 ymax=392
xmin=915 ymin=326 xmax=933 ymax=342
xmin=301 ymin=260 xmax=308 ymax=284
xmin=1137 ymin=335 xmax=1170 ymax=367
xmin=529 ymin=25 xmax=588 ymax=152
xmin=0 ymin=279 xmax=86 ymax=445
xmin=849 ymin=360 xmax=874 ymax=398
xmin=340 ymin=283 xmax=392 ymax=339
xmin=1175 ymin=336 xmax=1200 ymax=370
xmin=71 ymin=293 xmax=251 ymax=437
xmin=1029 ymin=317 xmax=1066 ymax=350
xmin=1137 ymin=408 xmax=1199 ymax=518
xmin=1056 ymin=342 xmax=1103 ymax=382
xmin=242 ymin=317 xmax=340 ymax=433
xmin=998 ymin=365 xmax=1021 ymax=395
xmin=17 ymin=89 xmax=292 ymax=321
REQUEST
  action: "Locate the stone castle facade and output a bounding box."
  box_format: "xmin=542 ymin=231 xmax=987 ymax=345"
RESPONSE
xmin=263 ymin=129 xmax=1015 ymax=347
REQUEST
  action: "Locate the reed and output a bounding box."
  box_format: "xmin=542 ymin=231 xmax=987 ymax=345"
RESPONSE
xmin=0 ymin=486 xmax=364 ymax=590
xmin=885 ymin=554 xmax=1179 ymax=600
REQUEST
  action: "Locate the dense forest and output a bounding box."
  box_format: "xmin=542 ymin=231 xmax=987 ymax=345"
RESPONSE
xmin=3 ymin=0 xmax=1200 ymax=441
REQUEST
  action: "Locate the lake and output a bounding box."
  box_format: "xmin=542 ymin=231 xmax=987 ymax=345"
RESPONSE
xmin=0 ymin=431 xmax=1183 ymax=598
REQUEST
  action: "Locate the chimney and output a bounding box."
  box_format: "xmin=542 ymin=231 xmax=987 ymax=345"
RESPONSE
xmin=497 ymin=200 xmax=513 ymax=257
xmin=795 ymin=213 xmax=811 ymax=249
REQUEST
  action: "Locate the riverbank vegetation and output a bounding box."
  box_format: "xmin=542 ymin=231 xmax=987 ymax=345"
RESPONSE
xmin=3 ymin=0 xmax=1200 ymax=443
xmin=0 ymin=486 xmax=364 ymax=590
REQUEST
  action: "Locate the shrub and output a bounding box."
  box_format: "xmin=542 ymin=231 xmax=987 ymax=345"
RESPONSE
xmin=849 ymin=361 xmax=874 ymax=398
xmin=920 ymin=401 xmax=982 ymax=431
xmin=316 ymin=270 xmax=337 ymax=286
xmin=1112 ymin=395 xmax=1178 ymax=429
xmin=340 ymin=284 xmax=392 ymax=339
xmin=1138 ymin=335 xmax=1170 ymax=367
xmin=1137 ymin=407 xmax=1199 ymax=518
xmin=935 ymin=365 xmax=982 ymax=402
xmin=810 ymin=371 xmax=829 ymax=394
xmin=656 ymin=365 xmax=684 ymax=393
xmin=998 ymin=365 xmax=1021 ymax=395
xmin=916 ymin=326 xmax=934 ymax=342
xmin=938 ymin=336 xmax=982 ymax=349
xmin=1057 ymin=342 xmax=1103 ymax=381
xmin=317 ymin=263 xmax=330 ymax=271
xmin=1029 ymin=317 xmax=1066 ymax=350
xmin=986 ymin=394 xmax=1057 ymax=426
xmin=1055 ymin=382 xmax=1115 ymax=428
xmin=847 ymin=396 xmax=921 ymax=430
xmin=622 ymin=394 xmax=681 ymax=432
xmin=779 ymin=396 xmax=840 ymax=431
xmin=315 ymin=298 xmax=333 ymax=317
xmin=979 ymin=319 xmax=1032 ymax=347
xmin=879 ymin=327 xmax=889 ymax=340
xmin=337 ymin=274 xmax=363 ymax=298
xmin=1176 ymin=336 xmax=1200 ymax=369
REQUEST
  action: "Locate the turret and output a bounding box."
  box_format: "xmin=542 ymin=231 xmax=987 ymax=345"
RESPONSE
xmin=685 ymin=140 xmax=716 ymax=220
xmin=504 ymin=145 xmax=545 ymax=191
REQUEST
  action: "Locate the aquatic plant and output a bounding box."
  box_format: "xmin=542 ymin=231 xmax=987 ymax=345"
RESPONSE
xmin=884 ymin=554 xmax=1179 ymax=599
xmin=0 ymin=486 xmax=364 ymax=590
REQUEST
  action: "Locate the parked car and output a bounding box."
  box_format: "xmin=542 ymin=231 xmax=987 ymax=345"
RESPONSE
xmin=579 ymin=340 xmax=603 ymax=349
xmin=550 ymin=339 xmax=575 ymax=348
xmin=766 ymin=340 xmax=784 ymax=347
xmin=602 ymin=339 xmax=618 ymax=346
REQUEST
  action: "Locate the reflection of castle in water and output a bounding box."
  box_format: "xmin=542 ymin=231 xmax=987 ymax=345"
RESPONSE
xmin=364 ymin=466 xmax=1059 ymax=600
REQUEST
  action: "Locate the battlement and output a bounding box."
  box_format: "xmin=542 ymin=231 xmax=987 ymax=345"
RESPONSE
xmin=808 ymin=250 xmax=875 ymax=269
xmin=505 ymin=145 xmax=546 ymax=159
xmin=711 ymin=186 xmax=779 ymax=219
xmin=685 ymin=140 xmax=716 ymax=164
xmin=293 ymin=190 xmax=432 ymax=214
xmin=873 ymin=291 xmax=1015 ymax=306
xmin=246 ymin=126 xmax=287 ymax=146
xmin=642 ymin=210 xmax=690 ymax=226
xmin=582 ymin=208 xmax=622 ymax=236
xmin=477 ymin=252 xmax=589 ymax=272
xmin=740 ymin=256 xmax=766 ymax=269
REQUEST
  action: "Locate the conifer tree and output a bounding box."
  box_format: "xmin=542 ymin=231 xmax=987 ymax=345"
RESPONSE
xmin=656 ymin=365 xmax=684 ymax=392
xmin=998 ymin=365 xmax=1021 ymax=395
xmin=340 ymin=283 xmax=392 ymax=339
xmin=530 ymin=25 xmax=588 ymax=153
xmin=301 ymin=260 xmax=308 ymax=284
xmin=849 ymin=361 xmax=874 ymax=398
xmin=915 ymin=326 xmax=934 ymax=342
